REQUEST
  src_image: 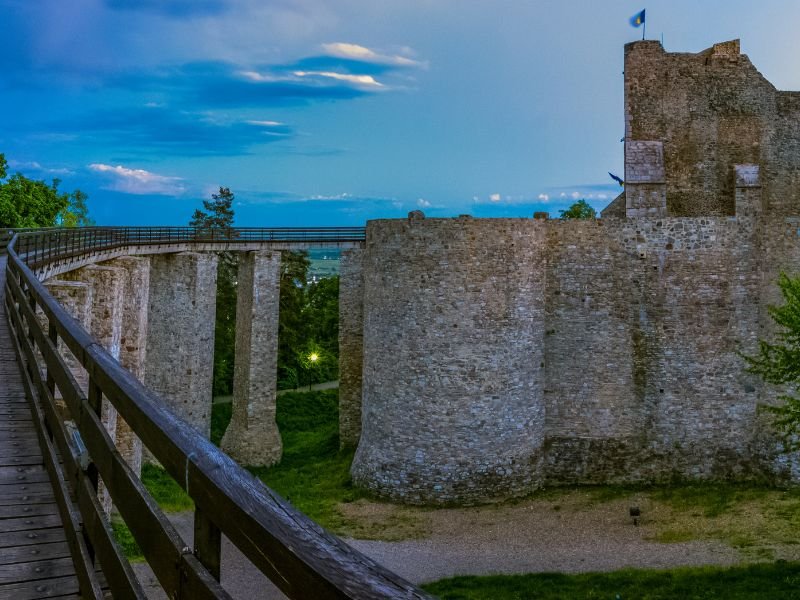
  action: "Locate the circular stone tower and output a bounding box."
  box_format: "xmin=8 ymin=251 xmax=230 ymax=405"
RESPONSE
xmin=350 ymin=216 xmax=548 ymax=504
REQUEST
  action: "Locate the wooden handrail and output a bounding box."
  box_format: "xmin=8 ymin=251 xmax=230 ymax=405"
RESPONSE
xmin=3 ymin=228 xmax=431 ymax=600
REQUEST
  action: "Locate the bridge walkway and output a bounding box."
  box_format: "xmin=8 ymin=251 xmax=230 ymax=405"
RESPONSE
xmin=0 ymin=253 xmax=81 ymax=599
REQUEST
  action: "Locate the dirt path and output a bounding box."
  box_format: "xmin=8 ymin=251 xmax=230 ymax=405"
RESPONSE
xmin=132 ymin=492 xmax=764 ymax=599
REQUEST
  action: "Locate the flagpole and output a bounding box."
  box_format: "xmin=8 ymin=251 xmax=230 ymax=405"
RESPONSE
xmin=643 ymin=20 xmax=646 ymax=41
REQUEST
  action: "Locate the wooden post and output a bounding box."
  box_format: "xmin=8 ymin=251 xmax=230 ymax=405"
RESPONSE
xmin=193 ymin=508 xmax=222 ymax=581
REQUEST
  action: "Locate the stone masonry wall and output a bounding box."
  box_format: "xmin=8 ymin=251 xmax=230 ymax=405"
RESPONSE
xmin=221 ymin=251 xmax=282 ymax=466
xmin=145 ymin=252 xmax=218 ymax=439
xmin=338 ymin=249 xmax=364 ymax=448
xmin=623 ymin=40 xmax=798 ymax=216
xmin=352 ymin=218 xmax=548 ymax=504
xmin=353 ymin=209 xmax=796 ymax=504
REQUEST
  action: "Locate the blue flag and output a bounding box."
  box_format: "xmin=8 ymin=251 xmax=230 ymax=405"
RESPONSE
xmin=630 ymin=9 xmax=645 ymax=27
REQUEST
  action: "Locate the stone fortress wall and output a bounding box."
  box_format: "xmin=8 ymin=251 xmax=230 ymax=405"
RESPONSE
xmin=348 ymin=40 xmax=800 ymax=504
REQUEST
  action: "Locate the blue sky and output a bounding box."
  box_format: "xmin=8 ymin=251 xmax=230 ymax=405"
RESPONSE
xmin=2 ymin=1 xmax=799 ymax=226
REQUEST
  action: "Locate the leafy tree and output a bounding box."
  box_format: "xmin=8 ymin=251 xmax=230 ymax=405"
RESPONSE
xmin=190 ymin=187 xmax=238 ymax=396
xmin=0 ymin=153 xmax=91 ymax=228
xmin=559 ymin=199 xmax=597 ymax=220
xmin=190 ymin=187 xmax=235 ymax=235
xmin=277 ymin=251 xmax=311 ymax=389
xmin=744 ymin=273 xmax=800 ymax=449
xmin=58 ymin=189 xmax=94 ymax=227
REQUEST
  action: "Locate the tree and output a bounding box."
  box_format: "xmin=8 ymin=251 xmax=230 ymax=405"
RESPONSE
xmin=559 ymin=199 xmax=596 ymax=220
xmin=190 ymin=187 xmax=238 ymax=396
xmin=0 ymin=153 xmax=91 ymax=228
xmin=277 ymin=251 xmax=311 ymax=389
xmin=744 ymin=273 xmax=800 ymax=449
xmin=190 ymin=187 xmax=235 ymax=234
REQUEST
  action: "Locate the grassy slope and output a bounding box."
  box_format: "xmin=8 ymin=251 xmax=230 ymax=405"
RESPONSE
xmin=423 ymin=562 xmax=800 ymax=599
xmin=218 ymin=389 xmax=363 ymax=529
xmin=120 ymin=391 xmax=800 ymax=598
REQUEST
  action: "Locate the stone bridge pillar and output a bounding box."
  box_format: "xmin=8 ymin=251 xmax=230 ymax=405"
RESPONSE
xmin=221 ymin=251 xmax=282 ymax=466
xmin=65 ymin=265 xmax=126 ymax=514
xmin=42 ymin=281 xmax=93 ymax=396
xmin=102 ymin=257 xmax=150 ymax=478
xmin=145 ymin=252 xmax=218 ymax=440
xmin=338 ymin=249 xmax=364 ymax=448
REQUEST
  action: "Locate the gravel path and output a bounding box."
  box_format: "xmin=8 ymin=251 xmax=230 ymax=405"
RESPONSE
xmin=132 ymin=497 xmax=746 ymax=599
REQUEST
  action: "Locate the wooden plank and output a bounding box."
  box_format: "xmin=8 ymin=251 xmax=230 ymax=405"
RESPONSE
xmin=0 ymin=527 xmax=66 ymax=549
xmin=0 ymin=514 xmax=63 ymax=533
xmin=0 ymin=542 xmax=71 ymax=567
xmin=0 ymin=491 xmax=55 ymax=506
xmin=0 ymin=575 xmax=79 ymax=599
xmin=0 ymin=557 xmax=76 ymax=585
xmin=0 ymin=465 xmax=49 ymax=485
xmin=0 ymin=455 xmax=44 ymax=468
xmin=0 ymin=481 xmax=53 ymax=498
xmin=0 ymin=543 xmax=71 ymax=567
xmin=0 ymin=502 xmax=59 ymax=519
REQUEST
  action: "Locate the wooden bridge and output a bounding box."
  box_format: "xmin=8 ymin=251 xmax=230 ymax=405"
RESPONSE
xmin=0 ymin=227 xmax=431 ymax=599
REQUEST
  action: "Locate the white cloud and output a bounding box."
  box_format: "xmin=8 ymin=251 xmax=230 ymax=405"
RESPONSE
xmin=417 ymin=198 xmax=431 ymax=208
xmin=537 ymin=193 xmax=549 ymax=201
xmin=88 ymin=163 xmax=185 ymax=195
xmin=571 ymin=191 xmax=580 ymax=199
xmin=293 ymin=70 xmax=383 ymax=88
xmin=322 ymin=42 xmax=425 ymax=68
xmin=489 ymin=193 xmax=501 ymax=202
xmin=246 ymin=119 xmax=284 ymax=127
xmin=8 ymin=160 xmax=73 ymax=176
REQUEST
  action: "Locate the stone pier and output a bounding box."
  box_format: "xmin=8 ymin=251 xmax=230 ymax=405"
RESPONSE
xmin=42 ymin=281 xmax=93 ymax=397
xmin=221 ymin=251 xmax=282 ymax=466
xmin=145 ymin=252 xmax=218 ymax=439
xmin=338 ymin=249 xmax=364 ymax=448
xmin=65 ymin=265 xmax=126 ymax=514
xmin=102 ymin=257 xmax=151 ymax=477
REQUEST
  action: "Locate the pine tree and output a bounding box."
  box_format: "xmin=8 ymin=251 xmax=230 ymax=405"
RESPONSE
xmin=190 ymin=187 xmax=238 ymax=396
xmin=190 ymin=187 xmax=235 ymax=234
xmin=744 ymin=273 xmax=800 ymax=449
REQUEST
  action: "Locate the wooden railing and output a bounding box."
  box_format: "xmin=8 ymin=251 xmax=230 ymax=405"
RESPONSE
xmin=3 ymin=228 xmax=430 ymax=600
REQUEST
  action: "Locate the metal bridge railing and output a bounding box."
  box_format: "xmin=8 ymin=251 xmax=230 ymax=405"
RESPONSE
xmin=3 ymin=227 xmax=430 ymax=600
xmin=8 ymin=226 xmax=366 ymax=270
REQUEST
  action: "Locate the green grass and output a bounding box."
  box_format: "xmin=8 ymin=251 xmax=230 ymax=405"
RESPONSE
xmin=423 ymin=562 xmax=800 ymax=599
xmin=210 ymin=400 xmax=232 ymax=446
xmin=111 ymin=518 xmax=143 ymax=562
xmin=140 ymin=463 xmax=193 ymax=512
xmin=240 ymin=390 xmax=364 ymax=530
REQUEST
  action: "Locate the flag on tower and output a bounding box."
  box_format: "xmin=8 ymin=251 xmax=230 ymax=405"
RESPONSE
xmin=630 ymin=9 xmax=645 ymax=28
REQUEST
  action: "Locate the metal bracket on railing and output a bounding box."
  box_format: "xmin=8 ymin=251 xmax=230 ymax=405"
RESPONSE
xmin=65 ymin=420 xmax=90 ymax=471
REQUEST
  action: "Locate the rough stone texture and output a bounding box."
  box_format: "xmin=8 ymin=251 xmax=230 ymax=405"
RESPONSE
xmin=221 ymin=251 xmax=282 ymax=466
xmin=64 ymin=265 xmax=126 ymax=515
xmin=41 ymin=280 xmax=93 ymax=395
xmin=354 ymin=211 xmax=782 ymax=504
xmin=338 ymin=249 xmax=365 ymax=448
xmin=145 ymin=252 xmax=218 ymax=439
xmin=352 ymin=219 xmax=548 ymax=504
xmin=353 ymin=38 xmax=800 ymax=506
xmin=101 ymin=257 xmax=151 ymax=478
xmin=623 ymin=39 xmax=800 ymax=217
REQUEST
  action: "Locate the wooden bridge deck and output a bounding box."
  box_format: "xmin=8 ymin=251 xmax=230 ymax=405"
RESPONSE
xmin=0 ymin=254 xmax=81 ymax=600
